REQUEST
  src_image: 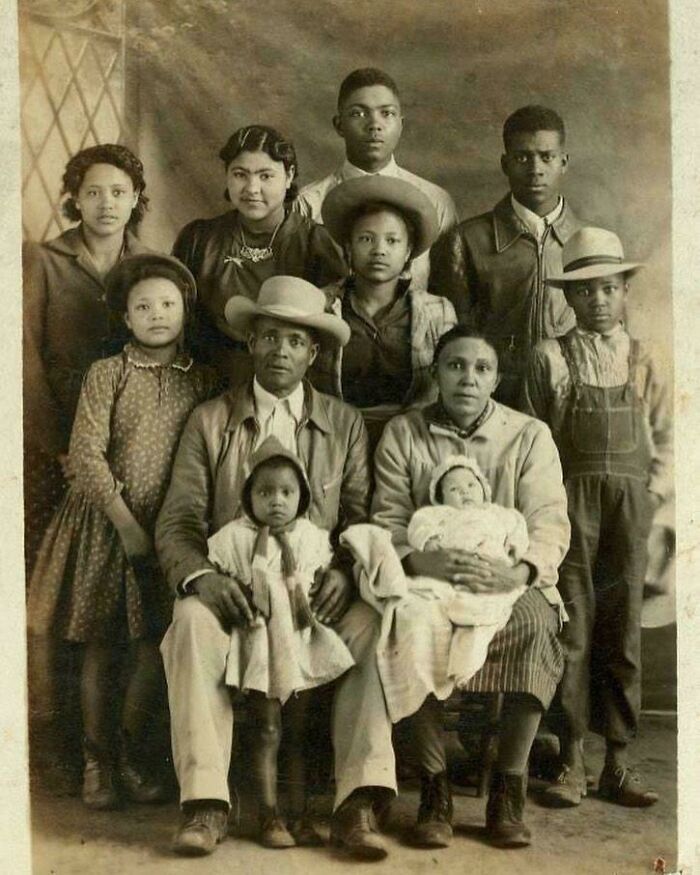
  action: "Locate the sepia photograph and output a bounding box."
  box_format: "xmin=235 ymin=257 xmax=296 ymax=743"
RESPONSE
xmin=3 ymin=0 xmax=697 ymax=871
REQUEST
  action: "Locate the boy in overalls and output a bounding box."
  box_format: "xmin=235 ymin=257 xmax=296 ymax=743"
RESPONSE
xmin=523 ymin=227 xmax=672 ymax=808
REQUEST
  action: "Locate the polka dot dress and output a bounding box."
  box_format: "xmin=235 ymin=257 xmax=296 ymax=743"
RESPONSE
xmin=27 ymin=344 xmax=218 ymax=642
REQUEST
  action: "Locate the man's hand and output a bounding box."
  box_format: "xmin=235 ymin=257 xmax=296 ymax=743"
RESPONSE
xmin=309 ymin=567 xmax=354 ymax=625
xmin=195 ymin=572 xmax=255 ymax=629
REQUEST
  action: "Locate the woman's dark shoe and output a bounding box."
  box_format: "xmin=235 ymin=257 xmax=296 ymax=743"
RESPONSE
xmin=412 ymin=771 xmax=453 ymax=848
xmin=258 ymin=809 xmax=296 ymax=849
xmin=116 ymin=731 xmax=167 ymax=804
xmin=485 ymin=771 xmax=532 ymax=848
xmin=172 ymin=802 xmax=229 ymax=856
xmin=330 ymin=792 xmax=388 ymax=861
xmin=82 ymin=743 xmax=120 ymax=811
xmin=598 ymin=765 xmax=659 ymax=807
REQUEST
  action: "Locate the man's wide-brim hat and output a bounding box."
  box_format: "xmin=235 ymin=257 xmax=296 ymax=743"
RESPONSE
xmin=105 ymin=253 xmax=197 ymax=312
xmin=321 ymin=176 xmax=440 ymax=257
xmin=224 ymin=276 xmax=351 ymax=347
xmin=547 ymin=227 xmax=644 ymax=287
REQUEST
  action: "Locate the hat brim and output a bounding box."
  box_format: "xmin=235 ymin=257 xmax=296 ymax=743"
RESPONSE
xmin=224 ymin=296 xmax=351 ymax=347
xmin=321 ymin=176 xmax=440 ymax=258
xmin=547 ymin=262 xmax=644 ymax=287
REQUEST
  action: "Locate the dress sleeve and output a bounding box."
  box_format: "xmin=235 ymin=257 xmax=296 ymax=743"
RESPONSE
xmin=68 ymin=359 xmax=124 ymax=511
xmin=500 ymin=507 xmax=531 ymax=563
xmin=515 ymin=423 xmax=571 ymax=589
xmin=207 ymin=521 xmax=253 ymax=583
xmin=22 ymin=243 xmax=65 ymax=456
xmin=407 ymin=506 xmax=443 ymax=552
xmin=371 ymin=419 xmax=418 ymax=558
xmin=297 ymin=520 xmax=334 ymax=576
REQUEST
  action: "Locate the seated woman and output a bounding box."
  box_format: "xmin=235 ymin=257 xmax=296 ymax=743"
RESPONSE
xmin=173 ymin=125 xmax=346 ymax=384
xmin=310 ymin=176 xmax=456 ymax=447
xmin=371 ymin=325 xmax=570 ymax=851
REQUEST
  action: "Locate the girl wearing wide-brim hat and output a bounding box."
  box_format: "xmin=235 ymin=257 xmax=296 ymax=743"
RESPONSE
xmin=172 ymin=125 xmax=346 ymax=386
xmin=310 ymin=175 xmax=457 ymax=446
xmin=524 ymin=227 xmax=672 ymax=810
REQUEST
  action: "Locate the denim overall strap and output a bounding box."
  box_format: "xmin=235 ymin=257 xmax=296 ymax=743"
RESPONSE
xmin=557 ymin=333 xmax=651 ymax=480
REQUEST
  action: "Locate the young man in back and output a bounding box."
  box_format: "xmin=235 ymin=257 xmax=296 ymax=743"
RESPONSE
xmin=297 ymin=67 xmax=458 ymax=291
xmin=430 ymin=105 xmax=584 ymax=408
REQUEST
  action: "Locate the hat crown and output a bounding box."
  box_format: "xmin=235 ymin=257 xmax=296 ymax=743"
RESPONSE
xmin=257 ymin=276 xmax=327 ymax=318
xmin=562 ymin=227 xmax=626 ymax=273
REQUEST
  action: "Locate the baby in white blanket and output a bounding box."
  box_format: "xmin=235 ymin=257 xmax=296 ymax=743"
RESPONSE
xmin=407 ymin=455 xmax=529 ymax=686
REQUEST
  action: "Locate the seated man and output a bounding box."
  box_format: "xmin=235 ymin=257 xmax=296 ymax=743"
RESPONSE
xmin=371 ymin=324 xmax=571 ymax=849
xmin=296 ymin=67 xmax=458 ymax=291
xmin=156 ymin=276 xmax=395 ymax=861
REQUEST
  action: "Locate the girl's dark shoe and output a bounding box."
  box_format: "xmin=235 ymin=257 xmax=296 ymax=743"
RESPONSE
xmin=117 ymin=732 xmax=168 ymax=804
xmin=258 ymin=810 xmax=296 ymax=849
xmin=82 ymin=750 xmax=120 ymax=810
xmin=598 ymin=765 xmax=659 ymax=807
xmin=485 ymin=772 xmax=532 ymax=848
xmin=412 ymin=771 xmax=453 ymax=848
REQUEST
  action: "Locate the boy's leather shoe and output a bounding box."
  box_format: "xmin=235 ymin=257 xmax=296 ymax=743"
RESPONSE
xmin=172 ymin=803 xmax=228 ymax=856
xmin=288 ymin=815 xmax=324 ymax=847
xmin=598 ymin=765 xmax=659 ymax=807
xmin=411 ymin=771 xmax=453 ymax=848
xmin=485 ymin=772 xmax=532 ymax=848
xmin=330 ymin=793 xmax=388 ymax=861
xmin=540 ymin=763 xmax=587 ymax=808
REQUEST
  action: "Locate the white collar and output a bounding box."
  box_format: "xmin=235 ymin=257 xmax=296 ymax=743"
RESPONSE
xmin=253 ymin=377 xmax=305 ymax=422
xmin=511 ymin=194 xmax=563 ymax=238
xmin=340 ymin=156 xmax=399 ymax=180
xmin=574 ymin=322 xmax=627 ymax=341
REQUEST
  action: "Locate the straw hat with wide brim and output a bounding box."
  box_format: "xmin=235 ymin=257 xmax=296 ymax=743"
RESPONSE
xmin=547 ymin=227 xmax=644 ymax=287
xmin=321 ymin=175 xmax=440 ymax=257
xmin=105 ymin=252 xmax=198 ymax=312
xmin=224 ymin=276 xmax=351 ymax=347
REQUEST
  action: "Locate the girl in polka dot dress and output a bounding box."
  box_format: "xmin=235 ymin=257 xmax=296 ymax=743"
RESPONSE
xmin=27 ymin=253 xmax=218 ymax=811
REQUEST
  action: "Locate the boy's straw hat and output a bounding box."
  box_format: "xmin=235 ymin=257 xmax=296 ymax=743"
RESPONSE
xmin=321 ymin=176 xmax=440 ymax=256
xmin=224 ymin=276 xmax=350 ymax=347
xmin=547 ymin=227 xmax=643 ymax=287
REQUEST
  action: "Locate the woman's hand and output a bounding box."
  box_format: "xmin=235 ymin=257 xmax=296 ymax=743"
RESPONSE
xmin=119 ymin=521 xmax=154 ymax=559
xmin=404 ymin=548 xmax=483 ymax=582
xmin=453 ymin=557 xmax=531 ymax=593
xmin=309 ymin=567 xmax=354 ymax=625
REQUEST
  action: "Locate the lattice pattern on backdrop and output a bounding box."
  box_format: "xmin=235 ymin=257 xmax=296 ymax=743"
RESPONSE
xmin=19 ymin=0 xmax=126 ymax=241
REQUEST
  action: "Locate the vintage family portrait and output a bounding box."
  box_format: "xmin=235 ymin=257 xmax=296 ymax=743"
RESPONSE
xmin=4 ymin=0 xmax=697 ymax=871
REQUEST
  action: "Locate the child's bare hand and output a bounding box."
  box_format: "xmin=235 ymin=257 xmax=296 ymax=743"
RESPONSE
xmin=57 ymin=453 xmax=72 ymax=480
xmin=196 ymin=572 xmax=255 ymax=629
xmin=423 ymin=536 xmax=442 ymax=552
